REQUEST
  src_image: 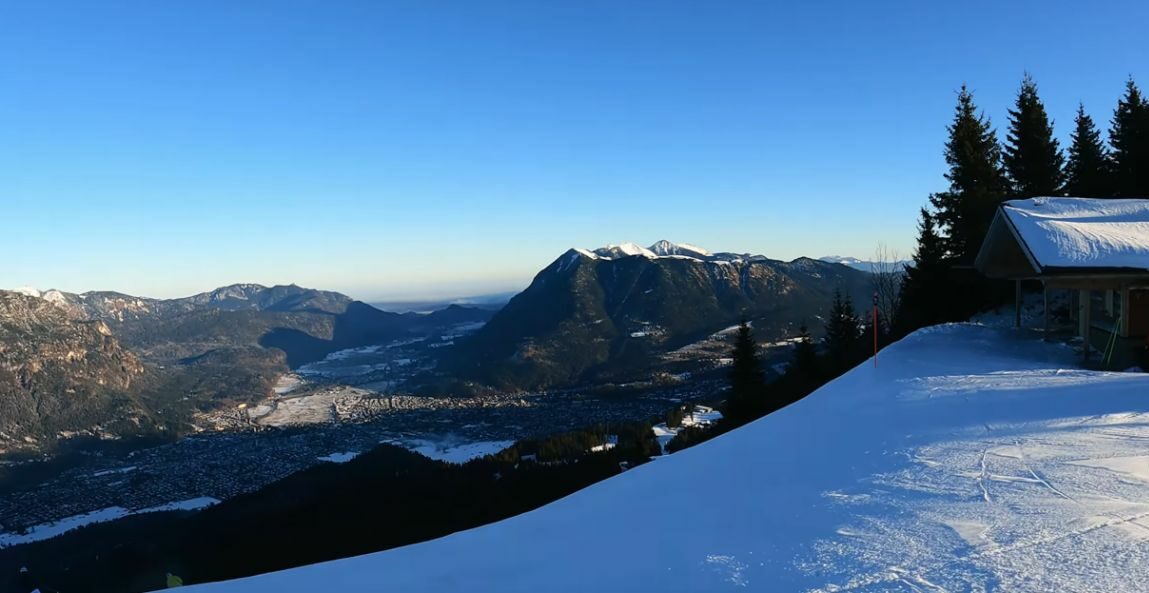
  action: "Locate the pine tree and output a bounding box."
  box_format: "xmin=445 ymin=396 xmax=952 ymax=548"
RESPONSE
xmin=824 ymin=290 xmax=861 ymax=371
xmin=897 ymin=208 xmax=950 ymax=333
xmin=726 ymin=320 xmax=766 ymax=421
xmin=929 ymin=86 xmax=1008 ymax=262
xmin=1003 ymin=74 xmax=1065 ymax=198
xmin=1065 ymin=103 xmax=1113 ymax=197
xmin=790 ymin=322 xmax=820 ymax=383
xmin=1110 ymin=78 xmax=1149 ymax=197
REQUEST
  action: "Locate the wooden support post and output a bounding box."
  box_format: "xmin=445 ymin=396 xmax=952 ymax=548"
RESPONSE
xmin=1015 ymin=280 xmax=1022 ymax=329
xmin=1081 ymin=289 xmax=1091 ymax=361
xmin=1120 ymin=286 xmax=1130 ymax=338
xmin=1043 ymin=283 xmax=1051 ymax=342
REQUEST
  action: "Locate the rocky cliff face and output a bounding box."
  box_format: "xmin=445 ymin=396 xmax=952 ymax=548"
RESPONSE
xmin=0 ymin=291 xmax=145 ymax=449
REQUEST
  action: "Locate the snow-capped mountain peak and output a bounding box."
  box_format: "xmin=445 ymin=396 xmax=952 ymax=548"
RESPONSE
xmin=592 ymin=243 xmax=657 ymax=259
xmin=11 ymin=287 xmax=72 ymax=307
xmin=648 ymin=240 xmax=712 ymax=258
xmin=579 ymin=241 xmax=719 ymax=262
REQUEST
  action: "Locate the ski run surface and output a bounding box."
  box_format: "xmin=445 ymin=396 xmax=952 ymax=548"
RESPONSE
xmin=182 ymin=324 xmax=1149 ymax=592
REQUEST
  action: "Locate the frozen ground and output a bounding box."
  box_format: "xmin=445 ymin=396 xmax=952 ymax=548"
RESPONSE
xmin=388 ymin=438 xmax=514 ymax=464
xmin=1 ymin=497 xmax=218 ymax=548
xmin=652 ymin=405 xmax=722 ymax=453
xmin=183 ymin=324 xmax=1149 ymax=592
xmin=317 ymin=438 xmax=513 ymax=465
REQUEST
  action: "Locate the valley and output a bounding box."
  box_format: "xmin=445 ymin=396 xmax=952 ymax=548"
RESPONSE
xmin=0 ymin=243 xmax=861 ymax=552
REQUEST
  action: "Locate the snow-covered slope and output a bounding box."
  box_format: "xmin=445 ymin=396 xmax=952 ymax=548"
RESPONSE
xmin=182 ymin=325 xmax=1149 ymax=593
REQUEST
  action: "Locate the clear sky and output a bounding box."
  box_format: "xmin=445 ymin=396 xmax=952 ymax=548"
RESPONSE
xmin=2 ymin=1 xmax=1146 ymax=300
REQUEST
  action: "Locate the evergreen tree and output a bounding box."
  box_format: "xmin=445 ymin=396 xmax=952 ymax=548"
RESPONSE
xmin=897 ymin=208 xmax=950 ymax=333
xmin=824 ymin=290 xmax=861 ymax=371
xmin=1110 ymin=78 xmax=1149 ymax=197
xmin=1003 ymin=74 xmax=1065 ymax=198
xmin=726 ymin=320 xmax=766 ymax=421
xmin=1065 ymin=103 xmax=1113 ymax=197
xmin=929 ymin=86 xmax=1008 ymax=262
xmin=790 ymin=322 xmax=820 ymax=383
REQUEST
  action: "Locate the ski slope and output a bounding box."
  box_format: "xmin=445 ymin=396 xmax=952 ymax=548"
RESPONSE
xmin=182 ymin=324 xmax=1149 ymax=592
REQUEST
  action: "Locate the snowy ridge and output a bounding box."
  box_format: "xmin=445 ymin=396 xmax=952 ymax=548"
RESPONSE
xmin=566 ymin=241 xmax=770 ymax=265
xmin=1002 ymin=197 xmax=1149 ymax=270
xmin=183 ymin=324 xmax=1149 ymax=593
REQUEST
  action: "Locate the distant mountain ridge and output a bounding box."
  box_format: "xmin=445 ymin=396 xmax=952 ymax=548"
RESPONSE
xmin=818 ymin=255 xmax=912 ymax=273
xmin=446 ymin=241 xmax=873 ymax=390
xmin=14 ymin=283 xmax=356 ymax=324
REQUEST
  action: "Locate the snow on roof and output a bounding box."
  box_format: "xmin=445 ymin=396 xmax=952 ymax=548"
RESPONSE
xmin=181 ymin=324 xmax=1149 ymax=593
xmin=1002 ymin=197 xmax=1149 ymax=271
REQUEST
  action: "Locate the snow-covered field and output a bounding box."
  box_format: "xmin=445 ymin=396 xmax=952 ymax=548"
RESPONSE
xmin=181 ymin=324 xmax=1149 ymax=592
xmin=388 ymin=438 xmax=514 ymax=464
xmin=1 ymin=497 xmax=219 ymax=548
xmin=652 ymin=405 xmax=722 ymax=453
xmin=316 ymin=438 xmax=513 ymax=465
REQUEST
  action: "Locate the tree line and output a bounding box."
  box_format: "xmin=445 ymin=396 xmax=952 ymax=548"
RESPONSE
xmin=900 ymin=75 xmax=1149 ymax=330
xmin=703 ymin=75 xmax=1149 ymax=434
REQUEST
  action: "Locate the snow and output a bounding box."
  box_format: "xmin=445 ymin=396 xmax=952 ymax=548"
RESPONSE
xmin=576 ymin=241 xmax=758 ymax=264
xmin=179 ymin=324 xmax=1149 ymax=592
xmin=1002 ymin=197 xmax=1149 ymax=270
xmin=388 ymin=438 xmax=514 ymax=464
xmin=818 ymin=256 xmax=911 ymax=273
xmin=272 ymin=374 xmax=303 ymax=395
xmin=590 ymin=435 xmax=618 ymax=453
xmin=136 ymin=497 xmax=220 ymax=514
xmin=1 ymin=498 xmax=218 ymax=548
xmin=652 ymin=405 xmax=723 ymax=453
xmin=320 ymin=439 xmax=513 ymax=465
xmin=317 ymin=452 xmax=360 ymax=463
xmin=649 ymin=240 xmax=713 ymax=258
xmin=592 ymin=242 xmax=658 ymax=259
xmin=91 ymin=466 xmax=138 ymax=477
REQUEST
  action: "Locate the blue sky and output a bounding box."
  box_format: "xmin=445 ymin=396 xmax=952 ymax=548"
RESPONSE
xmin=2 ymin=1 xmax=1146 ymax=300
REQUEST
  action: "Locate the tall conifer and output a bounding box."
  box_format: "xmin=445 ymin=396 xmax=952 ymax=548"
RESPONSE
xmin=726 ymin=320 xmax=765 ymax=421
xmin=1003 ymin=74 xmax=1065 ymax=198
xmin=929 ymin=86 xmax=1008 ymax=261
xmin=897 ymin=208 xmax=950 ymax=333
xmin=1110 ymin=78 xmax=1149 ymax=197
xmin=1065 ymin=103 xmax=1113 ymax=197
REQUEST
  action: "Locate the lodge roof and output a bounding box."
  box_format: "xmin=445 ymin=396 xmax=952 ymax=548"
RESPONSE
xmin=976 ymin=197 xmax=1149 ymax=279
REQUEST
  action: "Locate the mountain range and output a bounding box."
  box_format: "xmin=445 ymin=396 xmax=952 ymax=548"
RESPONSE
xmin=0 ymin=284 xmax=493 ymax=450
xmin=445 ymin=241 xmax=874 ymax=390
xmin=818 ymin=255 xmax=912 ymax=272
xmin=3 ymin=244 xmax=878 ymax=447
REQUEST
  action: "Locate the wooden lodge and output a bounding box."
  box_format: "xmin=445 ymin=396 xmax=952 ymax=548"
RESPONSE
xmin=975 ymin=197 xmax=1149 ymax=368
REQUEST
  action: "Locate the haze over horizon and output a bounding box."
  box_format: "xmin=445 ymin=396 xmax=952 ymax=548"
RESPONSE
xmin=4 ymin=1 xmax=1146 ymax=299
